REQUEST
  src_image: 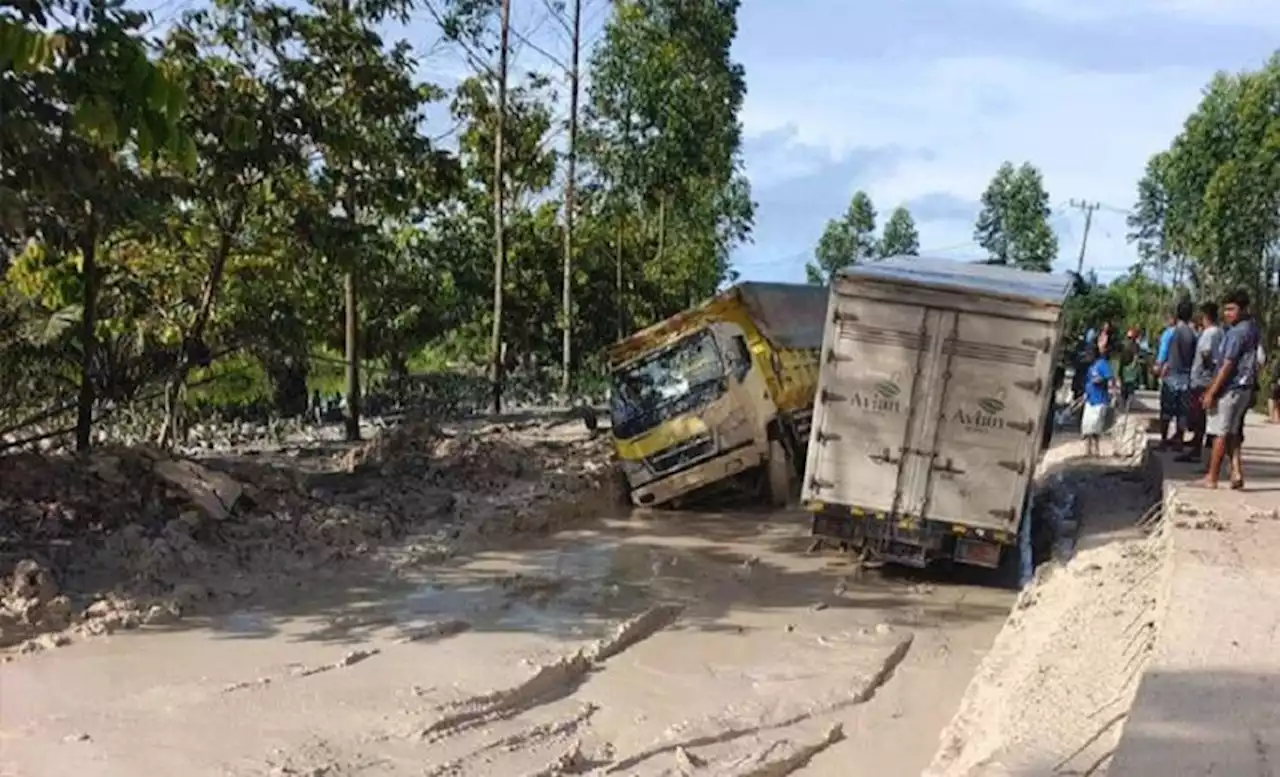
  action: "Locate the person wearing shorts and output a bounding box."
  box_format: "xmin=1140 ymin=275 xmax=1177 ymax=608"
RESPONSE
xmin=1202 ymin=289 xmax=1260 ymax=489
xmin=1080 ymin=346 xmax=1114 ymax=457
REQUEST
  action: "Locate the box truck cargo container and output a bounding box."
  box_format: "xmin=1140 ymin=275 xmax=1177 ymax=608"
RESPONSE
xmin=801 ymin=256 xmax=1071 ymax=570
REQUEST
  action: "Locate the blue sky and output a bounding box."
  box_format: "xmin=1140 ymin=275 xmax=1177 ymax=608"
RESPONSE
xmin=730 ymin=0 xmax=1279 ymax=284
xmin=144 ymin=0 xmax=1277 ymax=284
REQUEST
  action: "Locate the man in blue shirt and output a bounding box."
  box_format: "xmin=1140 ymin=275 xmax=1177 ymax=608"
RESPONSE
xmin=1080 ymin=345 xmax=1114 ymax=457
xmin=1201 ymin=289 xmax=1261 ymax=489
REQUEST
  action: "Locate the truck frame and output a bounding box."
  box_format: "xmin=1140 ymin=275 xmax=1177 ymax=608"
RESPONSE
xmin=801 ymin=257 xmax=1071 ymax=571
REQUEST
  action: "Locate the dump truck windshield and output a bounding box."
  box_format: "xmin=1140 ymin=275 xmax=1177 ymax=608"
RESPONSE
xmin=611 ymin=330 xmax=726 ymax=439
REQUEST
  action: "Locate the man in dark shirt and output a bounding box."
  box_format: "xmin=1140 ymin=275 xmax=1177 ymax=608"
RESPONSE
xmin=1201 ymin=289 xmax=1260 ymax=489
xmin=1156 ymin=300 xmax=1198 ymax=451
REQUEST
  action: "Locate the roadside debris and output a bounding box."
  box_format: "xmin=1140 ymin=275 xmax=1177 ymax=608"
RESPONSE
xmin=0 ymin=421 xmax=612 ymax=652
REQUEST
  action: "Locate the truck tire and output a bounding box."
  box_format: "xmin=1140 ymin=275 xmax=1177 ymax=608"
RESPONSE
xmin=766 ymin=439 xmax=792 ymax=507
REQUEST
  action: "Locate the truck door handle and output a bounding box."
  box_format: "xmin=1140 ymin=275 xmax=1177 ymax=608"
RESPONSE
xmin=1006 ymin=420 xmax=1034 ymax=434
xmin=870 ymin=448 xmax=900 ymax=465
xmin=1014 ymin=378 xmax=1043 ymax=394
xmin=932 ymin=458 xmax=965 ymax=475
xmin=998 ymin=459 xmax=1027 ymax=474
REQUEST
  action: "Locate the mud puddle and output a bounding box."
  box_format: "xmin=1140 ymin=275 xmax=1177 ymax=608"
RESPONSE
xmin=1 ymin=508 xmax=1016 ymax=777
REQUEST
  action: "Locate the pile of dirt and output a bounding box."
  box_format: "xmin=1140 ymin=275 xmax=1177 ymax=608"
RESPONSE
xmin=342 ymin=420 xmax=616 ymax=535
xmin=924 ymin=449 xmax=1166 ymax=776
xmin=0 ymin=422 xmax=614 ymax=655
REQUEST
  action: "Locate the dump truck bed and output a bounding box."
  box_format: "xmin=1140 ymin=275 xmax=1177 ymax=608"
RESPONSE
xmin=801 ymin=257 xmax=1071 ymax=537
xmin=606 ymin=282 xmax=826 ymax=369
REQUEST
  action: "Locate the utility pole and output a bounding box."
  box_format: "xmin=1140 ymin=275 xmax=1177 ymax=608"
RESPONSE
xmin=560 ymin=0 xmax=582 ymax=398
xmin=489 ymin=0 xmax=511 ymax=415
xmin=1069 ymin=199 xmax=1099 ymax=276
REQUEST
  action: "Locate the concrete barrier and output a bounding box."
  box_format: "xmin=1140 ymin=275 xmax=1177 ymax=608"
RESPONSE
xmin=1108 ymin=414 xmax=1280 ymax=776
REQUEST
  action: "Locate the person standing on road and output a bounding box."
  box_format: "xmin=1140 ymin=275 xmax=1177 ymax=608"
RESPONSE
xmin=1118 ymin=327 xmax=1142 ymax=412
xmin=1081 ymin=345 xmax=1115 ymax=457
xmin=1201 ymin=289 xmax=1260 ymax=490
xmin=1156 ymin=301 xmax=1198 ymax=452
xmin=1179 ymin=302 xmax=1223 ymax=463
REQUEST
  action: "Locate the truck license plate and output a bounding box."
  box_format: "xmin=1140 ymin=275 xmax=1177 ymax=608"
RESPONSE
xmin=955 ymin=538 xmax=1002 ymax=568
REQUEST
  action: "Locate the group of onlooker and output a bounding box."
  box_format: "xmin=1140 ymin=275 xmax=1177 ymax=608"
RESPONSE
xmin=1075 ymin=289 xmax=1263 ymax=490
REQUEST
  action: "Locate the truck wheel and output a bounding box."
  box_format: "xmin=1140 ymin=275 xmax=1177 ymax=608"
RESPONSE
xmin=766 ymin=439 xmax=792 ymax=507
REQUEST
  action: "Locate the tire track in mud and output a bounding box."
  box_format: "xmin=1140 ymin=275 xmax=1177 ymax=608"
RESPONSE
xmin=423 ymin=703 xmax=600 ymax=777
xmin=221 ymin=647 xmax=382 ymax=693
xmin=419 ymin=603 xmax=684 ymax=742
xmin=713 ymin=722 xmax=845 ymax=777
xmin=601 ymin=633 xmax=913 ymax=774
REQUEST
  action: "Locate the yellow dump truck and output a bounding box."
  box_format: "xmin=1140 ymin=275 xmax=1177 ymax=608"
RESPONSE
xmin=607 ymin=282 xmax=827 ymax=508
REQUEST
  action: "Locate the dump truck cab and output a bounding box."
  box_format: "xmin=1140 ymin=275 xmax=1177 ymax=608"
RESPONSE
xmin=608 ymin=283 xmax=825 ymax=508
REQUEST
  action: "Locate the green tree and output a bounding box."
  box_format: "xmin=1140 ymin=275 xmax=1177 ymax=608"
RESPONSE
xmin=806 ymin=190 xmax=876 ymax=284
xmin=974 ymin=161 xmax=1058 ymax=271
xmin=1062 ymin=271 xmax=1124 ymax=347
xmin=879 ymin=206 xmax=919 ymax=257
xmin=1146 ymin=55 xmax=1279 ymax=335
xmin=234 ymin=0 xmax=451 ymax=433
xmin=584 ymin=0 xmax=753 ymax=328
xmin=1 ymin=0 xmax=192 ymax=450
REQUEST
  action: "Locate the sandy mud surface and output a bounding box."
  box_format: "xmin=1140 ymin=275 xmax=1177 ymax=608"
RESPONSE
xmin=11 ymin=423 xmax=1162 ymax=776
xmin=924 ymin=438 xmax=1165 ymax=777
xmin=1 ymin=506 xmax=1015 ymax=776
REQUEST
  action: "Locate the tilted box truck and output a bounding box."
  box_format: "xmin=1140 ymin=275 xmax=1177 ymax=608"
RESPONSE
xmin=801 ymin=257 xmax=1071 ymax=570
xmin=608 ymin=282 xmax=827 ymax=508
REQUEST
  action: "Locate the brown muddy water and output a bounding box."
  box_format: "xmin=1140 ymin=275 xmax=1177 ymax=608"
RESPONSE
xmin=1 ymin=506 xmax=1017 ymax=777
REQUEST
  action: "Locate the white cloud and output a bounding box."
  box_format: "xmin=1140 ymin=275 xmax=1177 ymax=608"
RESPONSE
xmin=1008 ymin=0 xmax=1280 ymax=29
xmin=737 ymin=55 xmax=1212 ymax=278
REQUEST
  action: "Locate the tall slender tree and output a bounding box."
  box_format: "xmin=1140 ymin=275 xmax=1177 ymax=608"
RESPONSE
xmin=806 ymin=190 xmax=877 ymax=283
xmin=879 ymin=206 xmax=920 ymax=257
xmin=585 ymin=0 xmax=753 ymax=328
xmin=974 ymin=161 xmax=1057 ymax=271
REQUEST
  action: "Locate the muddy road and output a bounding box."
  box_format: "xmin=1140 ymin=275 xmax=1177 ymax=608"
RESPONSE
xmin=1 ymin=502 xmax=1015 ymax=776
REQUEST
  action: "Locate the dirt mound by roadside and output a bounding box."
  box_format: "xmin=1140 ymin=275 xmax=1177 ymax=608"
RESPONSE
xmin=0 ymin=422 xmax=613 ymax=655
xmin=925 ymin=452 xmax=1165 ymax=776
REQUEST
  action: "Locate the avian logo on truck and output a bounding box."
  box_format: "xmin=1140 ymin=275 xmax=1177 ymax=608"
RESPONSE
xmin=953 ymin=396 xmax=1007 ymax=431
xmin=874 ymin=380 xmax=901 ymax=400
xmin=977 ymin=397 xmax=1005 ymax=415
xmin=852 ymin=380 xmax=903 ymax=414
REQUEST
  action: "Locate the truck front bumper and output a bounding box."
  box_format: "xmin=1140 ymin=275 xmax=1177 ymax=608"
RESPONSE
xmin=629 ymin=440 xmax=768 ymax=507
